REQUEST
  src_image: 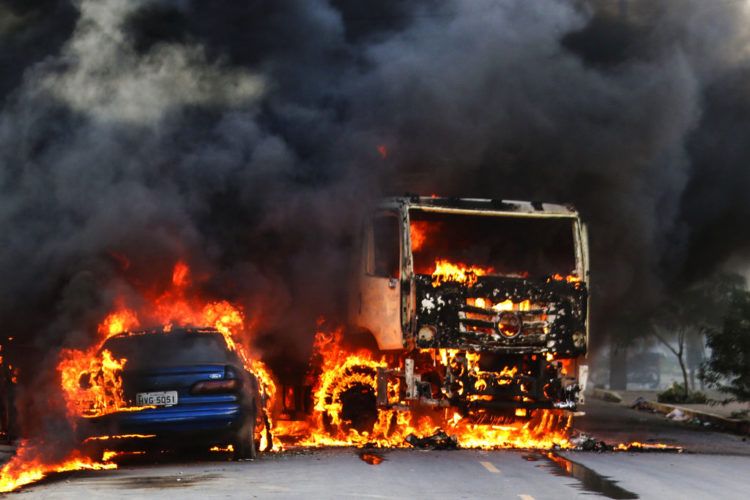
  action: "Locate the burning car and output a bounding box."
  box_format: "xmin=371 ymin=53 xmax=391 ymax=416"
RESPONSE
xmin=340 ymin=196 xmax=590 ymax=426
xmin=78 ymin=327 xmax=261 ymax=460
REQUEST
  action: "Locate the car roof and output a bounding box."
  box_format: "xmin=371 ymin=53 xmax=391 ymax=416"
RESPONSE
xmin=103 ymin=326 xmax=226 ymax=342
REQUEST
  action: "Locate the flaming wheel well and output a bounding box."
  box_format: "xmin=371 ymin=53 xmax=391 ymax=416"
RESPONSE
xmin=337 ymin=383 xmax=378 ymax=434
xmin=317 ymin=363 xmax=381 ymax=436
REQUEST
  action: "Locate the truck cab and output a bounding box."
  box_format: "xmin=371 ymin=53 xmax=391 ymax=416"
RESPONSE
xmin=350 ymin=196 xmax=589 ymax=417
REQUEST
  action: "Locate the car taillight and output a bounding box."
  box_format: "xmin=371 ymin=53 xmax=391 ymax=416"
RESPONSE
xmin=191 ymin=378 xmax=240 ymax=394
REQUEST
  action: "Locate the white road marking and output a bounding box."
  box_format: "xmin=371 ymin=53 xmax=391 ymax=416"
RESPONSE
xmin=259 ymin=484 xmax=291 ymax=492
xmin=518 ymin=495 xmax=535 ymax=500
xmin=479 ymin=461 xmax=500 ymax=473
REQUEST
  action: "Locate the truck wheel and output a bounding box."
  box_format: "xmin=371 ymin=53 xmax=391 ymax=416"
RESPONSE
xmin=233 ymin=415 xmax=257 ymax=460
xmin=338 ymin=382 xmax=378 ymax=434
xmin=318 ymin=363 xmax=380 ymax=436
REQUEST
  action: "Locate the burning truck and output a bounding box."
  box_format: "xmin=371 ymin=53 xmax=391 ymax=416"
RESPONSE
xmin=338 ymin=196 xmax=590 ymax=427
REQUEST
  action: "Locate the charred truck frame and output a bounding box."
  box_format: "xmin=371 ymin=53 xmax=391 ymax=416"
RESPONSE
xmin=349 ymin=196 xmax=589 ymax=420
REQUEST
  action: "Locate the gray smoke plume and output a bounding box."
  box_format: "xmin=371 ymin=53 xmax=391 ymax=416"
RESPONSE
xmin=3 ymin=0 xmax=750 ymax=441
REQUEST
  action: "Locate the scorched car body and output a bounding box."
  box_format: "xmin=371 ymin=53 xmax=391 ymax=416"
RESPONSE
xmin=80 ymin=328 xmax=260 ymax=459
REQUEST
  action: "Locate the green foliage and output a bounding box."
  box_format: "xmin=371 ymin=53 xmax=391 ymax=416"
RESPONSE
xmin=686 ymin=272 xmax=746 ymax=327
xmin=648 ymin=273 xmax=745 ymax=400
xmin=657 ymin=382 xmax=707 ymax=404
xmin=729 ymin=409 xmax=749 ymax=421
xmin=702 ymin=289 xmax=750 ymax=403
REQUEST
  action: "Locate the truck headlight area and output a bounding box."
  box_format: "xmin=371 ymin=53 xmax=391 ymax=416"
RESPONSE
xmin=418 ymin=326 xmax=436 ymax=342
xmin=497 ymin=312 xmax=522 ymax=338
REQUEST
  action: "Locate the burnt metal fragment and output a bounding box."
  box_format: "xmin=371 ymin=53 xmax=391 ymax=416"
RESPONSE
xmin=358 ymin=451 xmax=384 ymax=465
xmin=405 ymin=430 xmax=458 ymax=449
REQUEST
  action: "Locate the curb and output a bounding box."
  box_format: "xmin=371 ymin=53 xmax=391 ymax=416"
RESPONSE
xmin=641 ymin=400 xmax=749 ymax=436
xmin=590 ymin=388 xmax=623 ymax=403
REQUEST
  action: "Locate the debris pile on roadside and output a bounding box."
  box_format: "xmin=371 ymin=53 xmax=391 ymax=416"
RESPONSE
xmin=630 ymin=397 xmax=654 ymax=412
xmin=358 ymin=451 xmax=384 ymax=465
xmin=628 ymin=397 xmax=743 ymax=432
xmin=568 ymin=432 xmax=683 ymax=453
xmin=405 ymin=430 xmax=459 ymax=450
xmin=666 ymin=408 xmax=690 ymax=422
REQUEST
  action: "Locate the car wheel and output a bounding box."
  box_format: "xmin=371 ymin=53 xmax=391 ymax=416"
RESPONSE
xmin=233 ymin=415 xmax=257 ymax=460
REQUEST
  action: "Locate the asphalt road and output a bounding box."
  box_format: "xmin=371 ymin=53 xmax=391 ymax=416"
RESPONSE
xmin=19 ymin=448 xmax=750 ymax=499
xmin=13 ymin=400 xmax=750 ymax=499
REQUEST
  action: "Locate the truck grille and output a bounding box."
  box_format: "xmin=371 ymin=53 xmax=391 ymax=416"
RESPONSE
xmin=458 ymin=297 xmax=552 ymax=341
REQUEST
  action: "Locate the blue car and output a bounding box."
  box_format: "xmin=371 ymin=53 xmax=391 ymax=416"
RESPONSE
xmin=80 ymin=327 xmax=260 ymax=460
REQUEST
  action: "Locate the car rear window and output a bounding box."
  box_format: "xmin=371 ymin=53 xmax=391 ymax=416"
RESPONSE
xmin=101 ymin=331 xmax=235 ymax=368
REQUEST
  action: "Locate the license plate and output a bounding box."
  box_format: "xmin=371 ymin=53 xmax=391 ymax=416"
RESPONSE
xmin=136 ymin=391 xmax=178 ymax=407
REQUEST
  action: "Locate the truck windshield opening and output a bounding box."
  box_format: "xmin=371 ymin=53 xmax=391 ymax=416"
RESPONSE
xmin=409 ymin=210 xmax=577 ymax=279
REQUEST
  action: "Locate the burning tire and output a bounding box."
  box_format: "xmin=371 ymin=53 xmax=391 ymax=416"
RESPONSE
xmin=233 ymin=413 xmax=257 ymax=460
xmin=319 ymin=364 xmax=379 ymax=436
xmin=337 ymin=382 xmax=378 ymax=433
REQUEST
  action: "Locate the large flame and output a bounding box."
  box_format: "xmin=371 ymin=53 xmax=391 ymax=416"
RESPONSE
xmin=58 ymin=308 xmax=146 ymax=420
xmin=0 ymin=258 xmax=659 ymax=492
xmin=431 ymin=259 xmax=494 ymax=287
xmin=0 ymin=441 xmax=116 ymax=493
xmin=1 ymin=260 xmax=278 ymax=492
xmin=55 ymin=261 xmax=276 ymax=425
xmin=58 ymin=349 xmax=133 ymax=418
xmin=272 ymin=329 xmax=572 ymax=450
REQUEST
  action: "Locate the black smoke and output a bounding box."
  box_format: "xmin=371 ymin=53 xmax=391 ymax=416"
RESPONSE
xmin=2 ymin=0 xmax=750 ymax=438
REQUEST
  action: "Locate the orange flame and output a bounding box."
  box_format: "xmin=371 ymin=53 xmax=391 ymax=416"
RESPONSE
xmin=57 ymin=307 xmax=146 ymax=420
xmin=549 ymin=273 xmax=581 ymax=284
xmin=101 ymin=450 xmax=145 ymax=461
xmin=431 ymin=259 xmax=493 ymax=287
xmin=171 ymin=260 xmax=190 ymax=287
xmin=58 ymin=349 xmax=136 ymax=419
xmin=410 ymin=221 xmax=430 ymax=253
xmin=0 ymin=441 xmax=116 ymax=493
xmin=0 ymin=260 xmax=280 ymax=492
xmin=83 ymin=434 xmax=155 ymax=442
xmin=209 ymin=445 xmax=234 ymax=453
xmin=272 ymin=329 xmax=572 ymax=451
xmin=2 ymin=258 xmax=588 ymax=492
xmin=98 ymin=309 xmax=139 ymax=340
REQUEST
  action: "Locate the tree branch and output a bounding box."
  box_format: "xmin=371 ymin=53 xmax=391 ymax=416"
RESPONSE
xmin=651 ymin=324 xmax=679 ymax=357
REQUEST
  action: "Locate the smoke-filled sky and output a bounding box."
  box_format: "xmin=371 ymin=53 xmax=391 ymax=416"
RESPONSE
xmin=3 ymin=0 xmax=750 ymax=372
